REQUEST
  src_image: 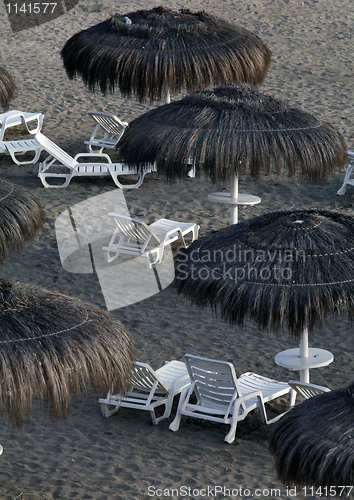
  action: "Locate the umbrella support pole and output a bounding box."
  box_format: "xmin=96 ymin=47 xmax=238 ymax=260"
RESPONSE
xmin=230 ymin=175 xmax=238 ymax=225
xmin=163 ymin=83 xmax=171 ymax=105
xmin=299 ymin=328 xmax=310 ymax=383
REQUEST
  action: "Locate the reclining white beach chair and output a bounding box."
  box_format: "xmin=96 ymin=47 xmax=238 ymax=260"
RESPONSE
xmin=337 ymin=151 xmax=354 ymax=195
xmin=169 ymin=354 xmax=293 ymax=444
xmin=99 ymin=360 xmax=190 ymax=425
xmin=35 ymin=132 xmax=154 ymax=189
xmin=0 ymin=110 xmax=43 ymax=140
xmin=102 ymin=213 xmax=199 ymax=267
xmin=288 ymin=380 xmax=330 ymax=405
xmin=84 ymin=110 xmax=128 ymax=153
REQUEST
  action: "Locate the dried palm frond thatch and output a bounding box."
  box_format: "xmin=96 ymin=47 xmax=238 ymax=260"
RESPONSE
xmin=0 ymin=67 xmax=15 ymax=110
xmin=118 ymin=84 xmax=347 ymax=183
xmin=0 ymin=180 xmax=44 ymax=261
xmin=61 ymin=7 xmax=271 ymax=103
xmin=0 ymin=280 xmax=135 ymax=427
xmin=269 ymin=383 xmax=354 ymax=488
xmin=174 ymin=209 xmax=354 ymax=340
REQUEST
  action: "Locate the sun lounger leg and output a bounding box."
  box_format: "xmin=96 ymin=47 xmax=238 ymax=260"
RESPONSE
xmin=109 ymin=168 xmax=145 ymax=190
xmin=100 ymin=402 xmax=120 ymax=418
xmin=224 ymin=414 xmax=238 ymax=444
xmin=38 ymin=172 xmax=74 ymax=188
xmin=168 ymin=386 xmax=190 ymax=432
xmin=337 ymin=164 xmax=354 ymax=195
xmin=8 ymin=147 xmax=41 ymax=166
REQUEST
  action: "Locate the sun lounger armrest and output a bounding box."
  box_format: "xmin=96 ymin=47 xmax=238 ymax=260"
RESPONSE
xmin=236 ymin=390 xmax=263 ymax=405
xmin=234 ymin=390 xmax=265 ymax=419
xmin=168 ymin=373 xmax=190 ymax=393
xmin=74 ymin=152 xmax=112 ymax=163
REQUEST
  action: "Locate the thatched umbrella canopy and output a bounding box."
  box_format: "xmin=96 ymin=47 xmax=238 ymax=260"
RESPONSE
xmin=174 ymin=209 xmax=354 ymax=379
xmin=0 ymin=67 xmax=14 ymax=110
xmin=269 ymin=382 xmax=354 ymax=488
xmin=0 ymin=280 xmax=135 ymax=427
xmin=118 ymin=84 xmax=347 ymax=223
xmin=60 ymin=6 xmax=271 ymax=104
xmin=0 ymin=180 xmax=44 ymax=261
xmin=119 ymin=84 xmax=347 ymax=181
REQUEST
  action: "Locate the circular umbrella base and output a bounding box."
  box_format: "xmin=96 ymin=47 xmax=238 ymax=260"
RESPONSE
xmin=275 ymin=347 xmax=334 ymax=383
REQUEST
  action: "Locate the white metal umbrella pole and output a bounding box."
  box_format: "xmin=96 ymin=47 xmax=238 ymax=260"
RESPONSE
xmin=163 ymin=82 xmax=171 ymax=104
xmin=230 ymin=174 xmax=239 ymax=225
xmin=299 ymin=327 xmax=310 ymax=383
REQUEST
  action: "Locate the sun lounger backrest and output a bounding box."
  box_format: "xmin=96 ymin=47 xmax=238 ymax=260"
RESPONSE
xmin=109 ymin=213 xmax=161 ymax=245
xmin=87 ymin=111 xmax=127 ymax=137
xmin=288 ymin=380 xmax=330 ymax=399
xmin=130 ymin=362 xmax=168 ymax=393
xmin=35 ymin=132 xmax=75 ymax=166
xmin=184 ymin=354 xmax=240 ymax=410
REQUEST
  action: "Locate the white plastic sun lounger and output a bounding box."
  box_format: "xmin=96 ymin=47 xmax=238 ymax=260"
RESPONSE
xmin=35 ymin=132 xmax=154 ymax=189
xmin=0 ymin=110 xmax=43 ymax=140
xmin=337 ymin=151 xmax=354 ymax=195
xmin=84 ymin=110 xmax=128 ymax=153
xmin=169 ymin=355 xmax=293 ymax=443
xmin=102 ymin=213 xmax=199 ymax=267
xmin=99 ymin=360 xmax=190 ymax=425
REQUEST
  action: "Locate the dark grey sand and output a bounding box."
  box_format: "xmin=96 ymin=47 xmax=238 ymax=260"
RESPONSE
xmin=0 ymin=0 xmax=353 ymax=498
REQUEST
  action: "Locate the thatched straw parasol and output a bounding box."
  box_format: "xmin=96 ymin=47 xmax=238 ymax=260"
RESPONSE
xmin=174 ymin=209 xmax=354 ymax=381
xmin=60 ymin=6 xmax=271 ymax=104
xmin=269 ymin=382 xmax=354 ymax=488
xmin=118 ymin=84 xmax=347 ymax=223
xmin=0 ymin=67 xmax=15 ymax=110
xmin=0 ymin=180 xmax=43 ymax=261
xmin=0 ymin=279 xmax=135 ymax=427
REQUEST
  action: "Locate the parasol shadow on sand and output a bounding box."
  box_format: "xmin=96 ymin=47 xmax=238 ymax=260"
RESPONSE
xmin=174 ymin=209 xmax=354 ymax=381
xmin=269 ymin=382 xmax=354 ymax=488
xmin=118 ymin=84 xmax=347 ymax=224
xmin=0 ymin=67 xmax=15 ymax=111
xmin=60 ymin=6 xmax=271 ymax=104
